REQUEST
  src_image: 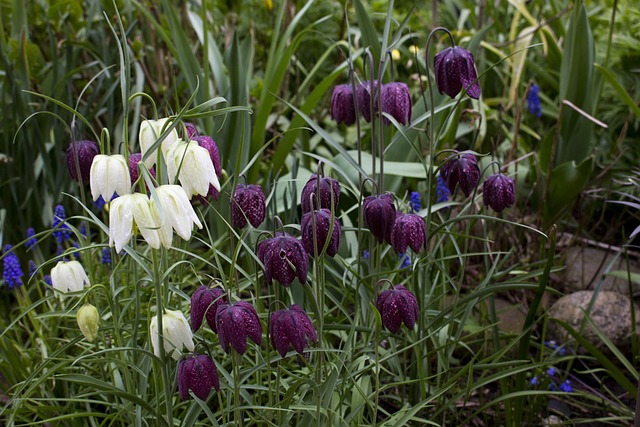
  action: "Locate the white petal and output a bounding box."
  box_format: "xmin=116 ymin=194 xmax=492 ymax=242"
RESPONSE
xmin=109 ymin=195 xmax=135 ymax=253
xmin=90 ymin=155 xmax=108 ymax=201
xmin=131 ymin=194 xmax=163 ymax=249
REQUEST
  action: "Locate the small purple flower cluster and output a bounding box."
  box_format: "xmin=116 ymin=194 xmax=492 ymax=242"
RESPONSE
xmin=331 ymin=81 xmax=412 ymax=126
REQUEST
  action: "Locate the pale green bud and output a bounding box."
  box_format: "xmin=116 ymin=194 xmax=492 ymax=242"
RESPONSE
xmin=77 ymin=304 xmax=100 ymax=342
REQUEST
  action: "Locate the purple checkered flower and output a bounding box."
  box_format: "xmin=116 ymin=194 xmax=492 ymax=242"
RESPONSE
xmin=381 ymin=82 xmax=411 ymax=125
xmin=377 ymin=284 xmax=419 ymax=333
xmin=270 ymin=304 xmax=317 ymax=358
xmin=193 ymin=135 xmax=223 ymax=202
xmin=483 ymin=173 xmax=515 ymax=213
xmin=231 ymin=184 xmax=266 ymax=228
xmin=190 ymin=285 xmax=227 ymax=333
xmin=216 ymin=301 xmax=262 ymax=355
xmin=128 ymin=153 xmax=156 ymax=187
xmin=390 ymin=212 xmax=426 ymax=254
xmin=300 ymin=208 xmax=341 ymax=257
xmin=66 ymin=140 xmax=99 ymax=183
xmin=301 ymin=174 xmax=340 ymax=214
xmin=177 ymin=353 xmax=220 ymax=401
xmin=185 ymin=122 xmax=199 ymax=139
xmin=440 ymin=152 xmax=481 ymax=197
xmin=362 ymin=193 xmax=396 ymax=244
xmin=434 ymin=46 xmax=481 ymax=99
xmin=331 ymin=84 xmax=356 ymax=126
xmin=258 ymin=232 xmax=308 ymax=287
xmin=356 ymin=80 xmax=379 ymax=123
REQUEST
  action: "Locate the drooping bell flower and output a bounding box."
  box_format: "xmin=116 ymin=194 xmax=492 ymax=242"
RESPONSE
xmin=2 ymin=244 xmax=23 ymax=289
xmin=184 ymin=122 xmax=199 ymax=139
xmin=190 ymin=285 xmax=227 ymax=333
xmin=381 ymin=82 xmax=411 ymax=125
xmin=356 ymin=80 xmax=379 ymax=123
xmin=440 ymin=152 xmax=481 ymax=197
xmin=258 ymin=232 xmax=309 ymax=287
xmin=50 ymin=260 xmax=90 ymax=293
xmin=77 ymin=304 xmax=100 ymax=342
xmin=155 ymin=185 xmax=203 ymax=242
xmin=376 ymin=284 xmax=419 ymax=333
xmin=300 ymin=208 xmax=341 ymax=257
xmin=216 ymin=301 xmax=262 ymax=355
xmin=149 ymin=309 xmax=195 ymax=361
xmin=434 ymin=46 xmax=481 ymax=99
xmin=139 ymin=118 xmax=179 ymax=169
xmin=164 ymin=139 xmax=220 ymax=198
xmin=66 ymin=140 xmax=99 ymax=183
xmin=178 ymin=353 xmax=220 ymax=401
xmin=331 ymin=84 xmax=356 ymax=126
xmin=231 ymin=184 xmax=266 ymax=229
xmin=90 ymin=154 xmax=132 ymax=201
xmin=483 ymin=173 xmax=515 ymax=213
xmin=193 ymin=135 xmax=223 ymax=201
xmin=390 ymin=212 xmax=426 ymax=254
xmin=301 ymin=174 xmax=340 ymax=214
xmin=270 ymin=305 xmax=317 ymax=358
xmin=109 ymin=193 xmax=163 ymax=252
xmin=362 ymin=193 xmax=396 ymax=244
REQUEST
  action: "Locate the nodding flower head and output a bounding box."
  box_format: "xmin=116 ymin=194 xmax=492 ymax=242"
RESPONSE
xmin=440 ymin=152 xmax=481 ymax=197
xmin=390 ymin=212 xmax=426 ymax=254
xmin=381 ymin=82 xmax=411 ymax=125
xmin=301 ymin=209 xmax=341 ymax=257
xmin=216 ymin=301 xmax=262 ymax=355
xmin=434 ymin=46 xmax=481 ymax=99
xmin=178 ymin=353 xmax=220 ymax=401
xmin=483 ymin=173 xmax=516 ymax=213
xmin=190 ymin=285 xmax=227 ymax=333
xmin=301 ymin=174 xmax=340 ymax=214
xmin=193 ymin=135 xmax=223 ymax=201
xmin=270 ymin=304 xmax=317 ymax=358
xmin=66 ymin=140 xmax=99 ymax=183
xmin=362 ymin=193 xmax=396 ymax=244
xmin=231 ymin=184 xmax=266 ymax=229
xmin=258 ymin=232 xmax=309 ymax=287
xmin=184 ymin=122 xmax=199 ymax=139
xmin=90 ymin=154 xmax=132 ymax=202
xmin=377 ymin=284 xmax=419 ymax=333
xmin=331 ymin=84 xmax=357 ymax=126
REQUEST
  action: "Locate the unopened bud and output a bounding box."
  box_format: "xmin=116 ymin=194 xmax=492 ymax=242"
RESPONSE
xmin=77 ymin=304 xmax=100 ymax=342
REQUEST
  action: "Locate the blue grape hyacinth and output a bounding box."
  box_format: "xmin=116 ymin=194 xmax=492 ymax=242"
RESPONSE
xmin=3 ymin=244 xmax=23 ymax=290
xmin=52 ymin=205 xmax=72 ymax=243
xmin=410 ymin=192 xmax=421 ymax=212
xmin=25 ymin=228 xmax=37 ymax=250
xmin=527 ymin=84 xmax=542 ymax=118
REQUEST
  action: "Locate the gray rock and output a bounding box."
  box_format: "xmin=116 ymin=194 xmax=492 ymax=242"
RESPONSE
xmin=562 ymin=247 xmax=640 ymax=294
xmin=547 ymin=290 xmax=639 ymax=352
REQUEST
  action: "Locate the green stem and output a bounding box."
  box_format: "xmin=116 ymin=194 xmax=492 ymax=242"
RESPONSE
xmin=152 ymin=249 xmax=173 ymax=426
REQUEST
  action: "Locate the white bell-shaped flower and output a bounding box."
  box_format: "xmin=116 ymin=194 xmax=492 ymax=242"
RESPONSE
xmin=90 ymin=154 xmax=131 ymax=202
xmin=50 ymin=260 xmax=90 ymax=293
xmin=139 ymin=118 xmax=179 ymax=169
xmin=150 ymin=309 xmax=195 ymax=361
xmin=155 ymin=185 xmax=202 ymax=241
xmin=165 ymin=139 xmax=220 ymax=198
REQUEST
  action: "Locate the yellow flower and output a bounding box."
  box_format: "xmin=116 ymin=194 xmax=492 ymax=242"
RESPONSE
xmin=391 ymin=49 xmax=400 ymax=61
xmin=77 ymin=304 xmax=100 ymax=342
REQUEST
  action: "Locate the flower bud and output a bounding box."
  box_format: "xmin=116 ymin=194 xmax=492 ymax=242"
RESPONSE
xmin=77 ymin=304 xmax=99 ymax=342
xmin=434 ymin=46 xmax=481 ymax=99
xmin=66 ymin=140 xmax=99 ymax=183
